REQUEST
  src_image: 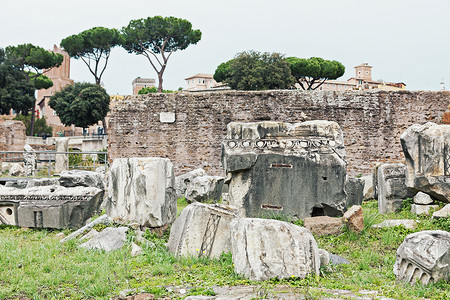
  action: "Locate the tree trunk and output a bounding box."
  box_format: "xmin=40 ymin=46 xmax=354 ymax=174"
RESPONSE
xmin=30 ymin=100 xmax=36 ymax=136
xmin=102 ymin=117 xmax=108 ymax=135
xmin=157 ymin=72 xmax=164 ymax=92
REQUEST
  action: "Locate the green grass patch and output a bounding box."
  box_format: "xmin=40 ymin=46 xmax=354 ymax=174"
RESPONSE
xmin=0 ymin=199 xmax=448 ymax=299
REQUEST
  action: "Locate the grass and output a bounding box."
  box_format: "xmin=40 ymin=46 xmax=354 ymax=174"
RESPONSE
xmin=0 ymin=199 xmax=449 ymax=299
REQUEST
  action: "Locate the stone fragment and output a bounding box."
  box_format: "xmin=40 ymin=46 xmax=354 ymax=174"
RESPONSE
xmin=106 ymin=157 xmax=176 ymax=227
xmin=377 ymin=163 xmax=414 ymax=214
xmin=432 ymin=204 xmax=450 ymax=219
xmin=401 ymin=122 xmax=450 ymax=202
xmin=304 ymin=216 xmax=344 ymax=236
xmin=230 ymin=218 xmax=320 ymax=281
xmin=343 ymin=205 xmax=364 ymax=233
xmin=319 ymin=249 xmax=331 ymax=267
xmin=79 ymin=226 xmax=129 ymax=252
xmin=59 ymin=170 xmax=105 ymax=190
xmin=79 ymin=229 xmax=99 ymax=242
xmin=185 ymin=175 xmax=224 ymax=203
xmin=222 ymin=121 xmax=347 ymax=219
xmin=413 ymin=192 xmax=434 ymax=205
xmin=411 ymin=204 xmax=439 ymax=216
xmin=330 ymin=254 xmax=351 ymax=265
xmin=5 ymin=179 xmax=29 ymax=189
xmin=55 ymin=138 xmax=69 ymax=173
xmin=175 ymin=168 xmax=207 ymax=198
xmin=131 ymin=242 xmax=143 ymax=257
xmin=361 ymin=175 xmax=374 ymax=200
xmin=23 ymin=144 xmax=37 ymax=177
xmin=61 ymin=214 xmax=111 ymax=242
xmin=26 ymin=178 xmax=60 ymax=188
xmin=0 ymin=185 xmax=104 ymax=229
xmin=8 ymin=163 xmax=24 ymax=177
xmin=372 ymin=219 xmax=418 ymax=230
xmin=393 ymin=230 xmax=450 ymax=285
xmin=345 ymin=177 xmax=364 ymax=207
xmin=167 ymin=202 xmax=238 ymax=258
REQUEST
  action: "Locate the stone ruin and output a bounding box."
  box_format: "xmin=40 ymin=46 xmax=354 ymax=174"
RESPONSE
xmin=394 ymin=230 xmax=450 ymax=285
xmin=401 ymin=122 xmax=450 ymax=203
xmin=222 ymin=121 xmax=347 ymax=219
xmin=167 ymin=202 xmax=238 ymax=258
xmin=105 ymin=157 xmax=177 ymax=228
xmin=0 ymin=185 xmax=103 ymax=229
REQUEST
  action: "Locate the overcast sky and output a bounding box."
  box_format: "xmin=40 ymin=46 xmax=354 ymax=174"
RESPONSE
xmin=1 ymin=0 xmax=449 ymax=94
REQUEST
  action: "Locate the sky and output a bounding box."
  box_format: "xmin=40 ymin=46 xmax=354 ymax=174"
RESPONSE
xmin=1 ymin=0 xmax=449 ymax=95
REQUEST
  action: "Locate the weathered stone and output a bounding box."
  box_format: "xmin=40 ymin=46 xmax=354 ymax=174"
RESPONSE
xmin=343 ymin=205 xmax=364 ymax=233
xmin=59 ymin=170 xmax=105 ymax=190
xmin=345 ymin=177 xmax=364 ymax=207
xmin=377 ymin=163 xmax=414 ymax=214
xmin=362 ymin=175 xmax=374 ymax=200
xmin=26 ymin=178 xmax=60 ymax=188
xmin=55 ymin=138 xmax=69 ymax=173
xmin=61 ymin=214 xmax=111 ymax=242
xmin=372 ymin=164 xmax=381 ymax=200
xmin=8 ymin=163 xmax=24 ymax=177
xmin=79 ymin=226 xmax=129 ymax=252
xmin=304 ymin=216 xmax=344 ymax=236
xmin=131 ymin=242 xmax=143 ymax=257
xmin=411 ymin=204 xmax=439 ymax=216
xmin=223 ymin=121 xmax=347 ymax=219
xmin=79 ymin=229 xmax=99 ymax=242
xmin=23 ymin=144 xmax=37 ymax=177
xmin=432 ymin=204 xmax=450 ymax=219
xmin=393 ymin=230 xmax=450 ymax=285
xmin=106 ymin=157 xmax=176 ymax=227
xmin=330 ymin=253 xmax=351 ymax=265
xmin=413 ymin=192 xmax=434 ymax=205
xmin=0 ymin=185 xmax=104 ymax=229
xmin=230 ymin=218 xmax=320 ymax=281
xmin=372 ymin=219 xmax=418 ymax=230
xmin=319 ymin=249 xmax=331 ymax=267
xmin=185 ymin=175 xmax=224 ymax=203
xmin=175 ymin=168 xmax=207 ymax=198
xmin=167 ymin=202 xmax=238 ymax=258
xmin=5 ymin=179 xmax=29 ymax=189
xmin=401 ymin=122 xmax=450 ymax=202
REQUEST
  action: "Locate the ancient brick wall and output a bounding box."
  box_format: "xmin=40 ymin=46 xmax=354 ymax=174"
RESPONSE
xmin=108 ymin=90 xmax=450 ymax=176
xmin=0 ymin=120 xmax=26 ymax=152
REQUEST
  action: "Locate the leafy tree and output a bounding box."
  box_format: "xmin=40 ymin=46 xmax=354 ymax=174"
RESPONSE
xmin=214 ymin=51 xmax=294 ymax=90
xmin=286 ymin=57 xmax=345 ymax=90
xmin=0 ymin=48 xmax=35 ymax=115
xmin=5 ymin=44 xmax=63 ymax=135
xmin=14 ymin=113 xmax=53 ymax=136
xmin=121 ymin=16 xmax=202 ymax=92
xmin=61 ymin=27 xmax=123 ymax=85
xmin=49 ymin=82 xmax=110 ymax=131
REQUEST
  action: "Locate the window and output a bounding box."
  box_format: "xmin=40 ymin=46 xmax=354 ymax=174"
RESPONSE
xmin=203 ymin=80 xmax=205 ymax=83
xmin=358 ymin=71 xmax=361 ymax=75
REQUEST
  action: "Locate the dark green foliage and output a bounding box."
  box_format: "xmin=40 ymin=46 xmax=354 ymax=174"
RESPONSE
xmin=49 ymin=82 xmax=110 ymax=128
xmin=121 ymin=16 xmax=202 ymax=92
xmin=286 ymin=56 xmax=345 ymax=90
xmin=0 ymin=48 xmax=35 ymax=115
xmin=61 ymin=27 xmax=123 ymax=85
xmin=213 ymin=51 xmax=294 ymax=90
xmin=13 ymin=114 xmax=53 ymax=136
xmin=5 ymin=43 xmax=63 ymax=135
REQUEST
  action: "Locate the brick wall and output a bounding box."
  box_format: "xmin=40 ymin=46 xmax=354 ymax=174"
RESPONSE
xmin=108 ymin=90 xmax=450 ymax=176
xmin=0 ymin=120 xmax=26 ymax=152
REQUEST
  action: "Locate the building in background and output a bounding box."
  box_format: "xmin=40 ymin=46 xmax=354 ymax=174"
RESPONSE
xmin=184 ymin=73 xmax=222 ymax=91
xmin=132 ymin=77 xmax=156 ymax=95
xmin=298 ymin=63 xmax=406 ymax=91
xmin=36 ymin=45 xmax=75 ymax=135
